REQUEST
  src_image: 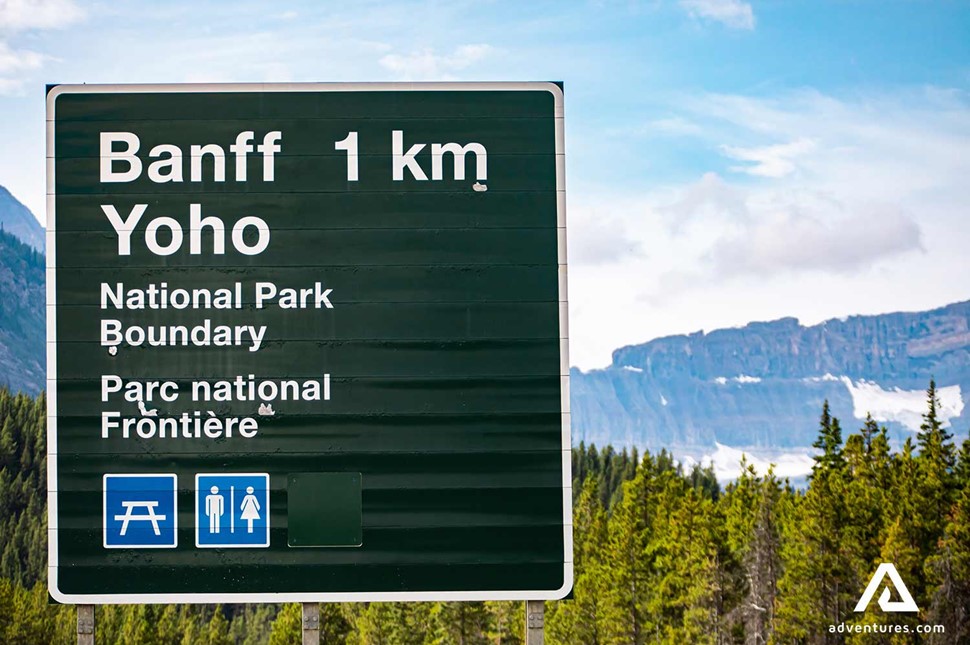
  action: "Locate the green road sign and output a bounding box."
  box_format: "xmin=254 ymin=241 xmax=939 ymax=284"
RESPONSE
xmin=46 ymin=82 xmax=571 ymax=603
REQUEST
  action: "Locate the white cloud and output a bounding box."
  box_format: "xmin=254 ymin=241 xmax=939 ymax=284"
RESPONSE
xmin=721 ymin=138 xmax=816 ymax=178
xmin=615 ymin=116 xmax=704 ymax=138
xmin=707 ymin=202 xmax=923 ymax=277
xmin=647 ymin=116 xmax=703 ymax=136
xmin=679 ymin=0 xmax=755 ymax=30
xmin=569 ymin=214 xmax=644 ymax=265
xmin=686 ymin=89 xmax=970 ymax=197
xmin=0 ymin=42 xmax=47 ymax=95
xmin=0 ymin=0 xmax=83 ymax=95
xmin=660 ymin=171 xmax=747 ymax=232
xmin=379 ymin=44 xmax=492 ymax=80
xmin=0 ymin=41 xmax=43 ymax=74
xmin=0 ymin=0 xmax=84 ymax=32
xmin=0 ymin=75 xmax=23 ymax=94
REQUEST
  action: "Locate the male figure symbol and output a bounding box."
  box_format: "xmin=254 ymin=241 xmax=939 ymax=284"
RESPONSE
xmin=205 ymin=486 xmax=224 ymax=534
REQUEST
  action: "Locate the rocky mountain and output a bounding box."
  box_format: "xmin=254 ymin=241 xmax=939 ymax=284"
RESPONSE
xmin=0 ymin=226 xmax=45 ymax=394
xmin=0 ymin=186 xmax=43 ymax=252
xmin=571 ymin=301 xmax=970 ymax=477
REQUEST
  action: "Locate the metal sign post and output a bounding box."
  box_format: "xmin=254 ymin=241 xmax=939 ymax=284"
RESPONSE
xmin=76 ymin=605 xmax=94 ymax=645
xmin=526 ymin=600 xmax=545 ymax=644
xmin=302 ymin=603 xmax=320 ymax=645
xmin=47 ymin=82 xmax=571 ymax=604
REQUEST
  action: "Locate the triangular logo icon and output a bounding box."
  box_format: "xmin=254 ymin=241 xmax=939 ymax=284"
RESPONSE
xmin=854 ymin=563 xmax=919 ymax=613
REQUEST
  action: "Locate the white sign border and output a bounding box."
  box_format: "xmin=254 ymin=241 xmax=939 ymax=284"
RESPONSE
xmin=46 ymin=81 xmax=571 ymax=604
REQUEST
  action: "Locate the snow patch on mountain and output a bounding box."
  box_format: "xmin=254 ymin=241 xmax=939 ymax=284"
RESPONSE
xmin=685 ymin=443 xmax=816 ymax=482
xmin=804 ymin=373 xmax=840 ymax=383
xmin=714 ymin=375 xmax=762 ymax=385
xmin=840 ymin=378 xmax=964 ymax=431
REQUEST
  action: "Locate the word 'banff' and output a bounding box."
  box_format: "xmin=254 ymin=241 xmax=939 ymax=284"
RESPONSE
xmin=100 ymin=131 xmax=283 ymax=183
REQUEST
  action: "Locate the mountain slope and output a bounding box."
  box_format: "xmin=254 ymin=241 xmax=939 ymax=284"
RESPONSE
xmin=571 ymin=301 xmax=970 ymax=458
xmin=0 ymin=228 xmax=45 ymax=394
xmin=0 ymin=186 xmax=43 ymax=252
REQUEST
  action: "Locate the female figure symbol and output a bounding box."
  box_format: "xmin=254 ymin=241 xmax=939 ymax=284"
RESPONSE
xmin=239 ymin=486 xmax=261 ymax=533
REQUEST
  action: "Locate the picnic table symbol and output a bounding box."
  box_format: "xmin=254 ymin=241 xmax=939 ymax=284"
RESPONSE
xmin=114 ymin=500 xmax=166 ymax=536
xmin=103 ymin=473 xmax=178 ymax=549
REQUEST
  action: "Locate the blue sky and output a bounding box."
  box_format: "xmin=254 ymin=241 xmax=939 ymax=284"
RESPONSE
xmin=2 ymin=0 xmax=968 ymax=367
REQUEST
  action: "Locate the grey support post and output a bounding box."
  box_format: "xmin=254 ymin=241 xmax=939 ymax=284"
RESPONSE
xmin=526 ymin=600 xmax=544 ymax=645
xmin=302 ymin=603 xmax=320 ymax=645
xmin=77 ymin=605 xmax=94 ymax=645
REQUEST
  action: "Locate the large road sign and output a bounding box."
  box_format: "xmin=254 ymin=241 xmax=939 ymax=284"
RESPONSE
xmin=46 ymin=82 xmax=571 ymax=603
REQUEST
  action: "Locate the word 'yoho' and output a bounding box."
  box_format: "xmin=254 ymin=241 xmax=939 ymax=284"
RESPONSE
xmin=102 ymin=203 xmax=269 ymax=256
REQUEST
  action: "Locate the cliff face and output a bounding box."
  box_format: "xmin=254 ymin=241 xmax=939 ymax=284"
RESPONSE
xmin=0 ymin=186 xmax=43 ymax=253
xmin=0 ymin=228 xmax=45 ymax=395
xmin=571 ymin=301 xmax=970 ymax=452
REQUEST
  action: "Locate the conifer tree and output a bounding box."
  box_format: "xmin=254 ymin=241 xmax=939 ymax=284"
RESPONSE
xmin=484 ymin=601 xmax=523 ymax=645
xmin=841 ymin=415 xmax=892 ymax=616
xmin=268 ymin=603 xmax=302 ymax=645
xmin=722 ymin=460 xmax=783 ymax=644
xmin=548 ymin=477 xmax=610 ymax=644
xmin=775 ymin=402 xmax=851 ymax=643
xmin=427 ymin=601 xmax=490 ymax=644
xmin=118 ymin=605 xmax=152 ymax=644
xmin=653 ymin=485 xmax=723 ymax=644
xmin=914 ymin=380 xmax=957 ymax=547
xmin=205 ymin=605 xmax=233 ymax=645
xmin=156 ymin=604 xmax=181 ymax=645
xmin=602 ymin=454 xmax=672 ymax=644
xmin=925 ymin=429 xmax=970 ymax=641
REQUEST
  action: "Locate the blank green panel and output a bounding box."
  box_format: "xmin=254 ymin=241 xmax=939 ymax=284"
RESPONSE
xmin=287 ymin=473 xmax=362 ymax=547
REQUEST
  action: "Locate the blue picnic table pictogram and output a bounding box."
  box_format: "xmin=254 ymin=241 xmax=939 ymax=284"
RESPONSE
xmin=103 ymin=474 xmax=178 ymax=548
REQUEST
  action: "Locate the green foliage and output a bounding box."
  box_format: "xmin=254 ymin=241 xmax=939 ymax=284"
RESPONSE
xmin=573 ymin=442 xmax=639 ymax=509
xmin=721 ymin=460 xmax=786 ymax=643
xmin=776 ymin=402 xmax=854 ymax=641
xmin=0 ymin=389 xmax=47 ymax=588
xmin=484 ymin=602 xmax=522 ymax=645
xmin=1 ymin=385 xmax=967 ymax=643
xmin=268 ymin=603 xmax=301 ymax=645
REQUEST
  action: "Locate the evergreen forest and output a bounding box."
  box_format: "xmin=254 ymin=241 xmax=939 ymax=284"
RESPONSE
xmin=0 ymin=381 xmax=968 ymax=643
